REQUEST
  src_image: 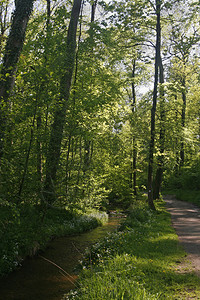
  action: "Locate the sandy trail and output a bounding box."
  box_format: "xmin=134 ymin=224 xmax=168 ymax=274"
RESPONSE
xmin=165 ymin=195 xmax=200 ymax=276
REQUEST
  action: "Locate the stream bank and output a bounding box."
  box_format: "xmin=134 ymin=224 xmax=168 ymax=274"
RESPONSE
xmin=0 ymin=215 xmax=123 ymax=300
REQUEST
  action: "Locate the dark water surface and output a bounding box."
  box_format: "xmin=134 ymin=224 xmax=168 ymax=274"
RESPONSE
xmin=0 ymin=216 xmax=122 ymax=300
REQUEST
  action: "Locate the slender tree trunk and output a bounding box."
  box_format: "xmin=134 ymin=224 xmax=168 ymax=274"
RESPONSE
xmin=0 ymin=0 xmax=34 ymax=160
xmin=131 ymin=59 xmax=137 ymax=196
xmin=180 ymin=77 xmax=186 ymax=167
xmin=18 ymin=108 xmax=37 ymax=199
xmin=147 ymin=0 xmax=161 ymax=210
xmin=132 ymin=142 xmax=137 ymax=195
xmin=66 ymin=135 xmax=72 ymax=194
xmin=74 ymin=137 xmax=83 ymax=199
xmin=36 ymin=115 xmax=42 ymax=193
xmin=82 ymin=1 xmax=97 ymax=180
xmin=83 ymin=140 xmax=91 ymax=174
xmin=68 ymin=2 xmax=84 ymax=190
xmin=46 ymin=0 xmax=51 ymax=27
xmin=36 ymin=0 xmax=51 ymax=199
xmin=45 ymin=0 xmax=51 ymax=55
xmin=153 ymin=57 xmax=165 ymax=200
xmin=174 ymin=104 xmax=180 ymax=176
xmin=43 ymin=0 xmax=82 ymax=204
xmin=68 ymin=137 xmax=75 ymax=183
xmin=91 ymin=0 xmax=98 ymax=23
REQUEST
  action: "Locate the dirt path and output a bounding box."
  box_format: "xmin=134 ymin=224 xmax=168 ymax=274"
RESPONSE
xmin=165 ymin=195 xmax=200 ymax=276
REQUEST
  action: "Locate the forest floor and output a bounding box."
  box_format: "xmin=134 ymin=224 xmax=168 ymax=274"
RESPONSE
xmin=165 ymin=195 xmax=200 ymax=277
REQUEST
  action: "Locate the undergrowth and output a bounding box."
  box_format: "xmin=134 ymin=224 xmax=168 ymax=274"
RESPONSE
xmin=64 ymin=200 xmax=200 ymax=299
xmin=0 ymin=202 xmax=108 ymax=277
xmin=165 ymin=190 xmax=200 ymax=207
xmin=162 ymin=189 xmax=200 ymax=207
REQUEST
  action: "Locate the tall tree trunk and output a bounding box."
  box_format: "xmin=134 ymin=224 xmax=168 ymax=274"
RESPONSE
xmin=36 ymin=115 xmax=42 ymax=195
xmin=46 ymin=0 xmax=51 ymax=27
xmin=131 ymin=59 xmax=137 ymax=196
xmin=153 ymin=56 xmax=165 ymax=200
xmin=147 ymin=0 xmax=161 ymax=210
xmin=65 ymin=135 xmax=72 ymax=194
xmin=43 ymin=0 xmax=82 ymax=204
xmin=18 ymin=107 xmax=37 ymax=199
xmin=45 ymin=0 xmax=51 ymax=56
xmin=83 ymin=140 xmax=91 ymax=174
xmin=180 ymin=76 xmax=186 ymax=167
xmin=36 ymin=0 xmax=51 ymax=199
xmin=0 ymin=0 xmax=34 ymax=160
xmin=74 ymin=136 xmax=83 ymax=199
xmin=91 ymin=0 xmax=98 ymax=23
xmin=65 ymin=1 xmax=84 ymax=198
xmin=174 ymin=103 xmax=180 ymax=176
xmin=82 ymin=1 xmax=97 ymax=178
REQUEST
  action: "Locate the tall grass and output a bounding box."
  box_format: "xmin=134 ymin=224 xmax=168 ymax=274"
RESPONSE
xmin=65 ymin=200 xmax=200 ymax=299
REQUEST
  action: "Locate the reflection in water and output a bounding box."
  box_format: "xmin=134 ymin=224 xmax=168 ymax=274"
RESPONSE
xmin=0 ymin=216 xmax=123 ymax=300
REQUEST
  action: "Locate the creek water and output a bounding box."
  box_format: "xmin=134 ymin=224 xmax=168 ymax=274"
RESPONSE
xmin=0 ymin=215 xmax=123 ymax=300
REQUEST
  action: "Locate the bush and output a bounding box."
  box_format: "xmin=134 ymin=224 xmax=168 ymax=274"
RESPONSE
xmin=163 ymin=162 xmax=200 ymax=191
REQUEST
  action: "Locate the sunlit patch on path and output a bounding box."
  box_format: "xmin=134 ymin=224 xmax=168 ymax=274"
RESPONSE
xmin=165 ymin=195 xmax=200 ymax=277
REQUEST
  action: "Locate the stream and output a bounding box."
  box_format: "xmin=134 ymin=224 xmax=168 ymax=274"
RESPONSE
xmin=0 ymin=215 xmax=123 ymax=300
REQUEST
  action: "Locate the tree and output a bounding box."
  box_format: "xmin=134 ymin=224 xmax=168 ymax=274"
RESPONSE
xmin=0 ymin=0 xmax=199 ymax=210
xmin=0 ymin=0 xmax=34 ymax=160
xmin=153 ymin=56 xmax=165 ymax=200
xmin=130 ymin=58 xmax=137 ymax=196
xmin=43 ymin=0 xmax=83 ymax=204
xmin=147 ymin=0 xmax=162 ymax=210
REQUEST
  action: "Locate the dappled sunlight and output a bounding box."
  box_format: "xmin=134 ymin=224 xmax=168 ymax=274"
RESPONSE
xmin=67 ymin=201 xmax=200 ymax=299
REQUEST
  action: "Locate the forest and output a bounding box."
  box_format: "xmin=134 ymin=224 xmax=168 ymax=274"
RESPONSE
xmin=1 ymin=0 xmax=200 ymax=298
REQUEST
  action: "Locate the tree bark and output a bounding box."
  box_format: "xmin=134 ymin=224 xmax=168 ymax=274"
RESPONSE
xmin=43 ymin=0 xmax=82 ymax=204
xmin=46 ymin=0 xmax=51 ymax=27
xmin=35 ymin=0 xmax=51 ymax=199
xmin=91 ymin=0 xmax=98 ymax=23
xmin=18 ymin=107 xmax=37 ymax=199
xmin=36 ymin=115 xmax=42 ymax=193
xmin=180 ymin=76 xmax=186 ymax=167
xmin=65 ymin=135 xmax=72 ymax=195
xmin=147 ymin=0 xmax=161 ymax=210
xmin=82 ymin=1 xmax=97 ymax=178
xmin=0 ymin=0 xmax=34 ymax=160
xmin=83 ymin=140 xmax=91 ymax=174
xmin=131 ymin=59 xmax=137 ymax=196
xmin=153 ymin=56 xmax=165 ymax=200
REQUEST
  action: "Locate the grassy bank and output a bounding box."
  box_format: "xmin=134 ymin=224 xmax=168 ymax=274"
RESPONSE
xmin=0 ymin=202 xmax=108 ymax=277
xmin=65 ymin=200 xmax=200 ymax=299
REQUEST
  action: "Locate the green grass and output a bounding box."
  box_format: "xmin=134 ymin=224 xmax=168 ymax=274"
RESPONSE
xmin=175 ymin=190 xmax=200 ymax=207
xmin=65 ymin=200 xmax=200 ymax=299
xmin=0 ymin=203 xmax=108 ymax=277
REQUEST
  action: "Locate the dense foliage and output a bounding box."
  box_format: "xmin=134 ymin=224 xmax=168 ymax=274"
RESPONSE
xmin=0 ymin=0 xmax=200 ymax=277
